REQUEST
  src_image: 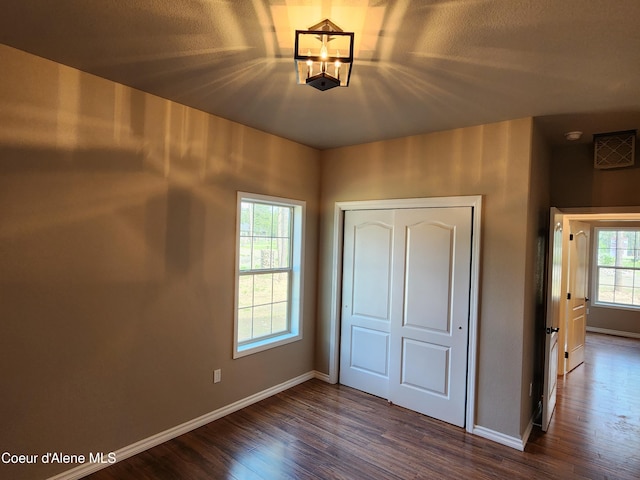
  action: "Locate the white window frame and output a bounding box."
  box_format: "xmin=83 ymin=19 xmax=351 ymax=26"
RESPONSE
xmin=233 ymin=192 xmax=305 ymax=358
xmin=593 ymin=227 xmax=640 ymax=311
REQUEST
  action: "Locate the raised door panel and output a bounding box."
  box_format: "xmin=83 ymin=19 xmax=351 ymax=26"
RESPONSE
xmin=350 ymin=327 xmax=390 ymax=376
xmin=352 ymin=222 xmax=393 ymax=321
xmin=401 ymin=339 xmax=450 ymax=396
xmin=404 ymin=222 xmax=454 ymax=333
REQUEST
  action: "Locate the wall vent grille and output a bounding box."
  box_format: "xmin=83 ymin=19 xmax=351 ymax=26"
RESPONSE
xmin=593 ymin=130 xmax=636 ymax=169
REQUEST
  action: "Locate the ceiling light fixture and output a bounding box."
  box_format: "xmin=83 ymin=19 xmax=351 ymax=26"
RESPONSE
xmin=294 ymin=19 xmax=354 ymax=91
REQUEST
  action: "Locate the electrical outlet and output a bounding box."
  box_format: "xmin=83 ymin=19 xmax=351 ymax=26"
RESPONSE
xmin=213 ymin=369 xmax=222 ymax=384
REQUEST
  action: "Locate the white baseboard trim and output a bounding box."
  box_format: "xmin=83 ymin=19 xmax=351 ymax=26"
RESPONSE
xmin=587 ymin=326 xmax=640 ymax=339
xmin=521 ymin=416 xmax=534 ymax=448
xmin=313 ymin=370 xmax=332 ymax=383
xmin=48 ymin=371 xmax=317 ymax=480
xmin=471 ymin=425 xmax=527 ymax=451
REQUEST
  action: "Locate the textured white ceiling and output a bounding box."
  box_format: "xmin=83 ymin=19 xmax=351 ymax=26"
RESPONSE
xmin=1 ymin=0 xmax=640 ymax=149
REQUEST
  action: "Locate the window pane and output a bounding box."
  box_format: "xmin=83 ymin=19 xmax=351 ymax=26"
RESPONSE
xmin=238 ymin=308 xmax=253 ymax=343
xmin=238 ymin=275 xmax=253 ymax=308
xmin=620 ymin=230 xmax=636 ymax=250
xmin=273 ymin=206 xmax=290 ymax=237
xmin=598 ymin=267 xmax=615 ymax=286
xmin=240 ymin=202 xmax=253 ymax=236
xmin=598 ymin=284 xmax=614 ymax=303
xmin=273 ymin=272 xmax=289 ymax=303
xmin=272 ymin=302 xmax=288 ymax=334
xmin=618 ymin=249 xmax=635 ymax=267
xmin=253 ymin=305 xmax=272 ymax=338
xmin=272 ymin=237 xmax=290 ymax=268
xmin=615 ymin=287 xmax=633 ymax=305
xmin=239 ymin=237 xmax=252 ymax=271
xmin=597 ymin=249 xmax=615 ymax=266
xmin=616 ymin=269 xmax=634 ymax=287
xmin=599 ymin=230 xmax=615 ymax=266
xmin=253 ymin=273 xmax=273 ymax=306
xmin=251 ymin=237 xmax=271 ymax=270
xmin=598 ymin=230 xmax=615 ymax=249
xmin=253 ymin=203 xmax=273 ymax=236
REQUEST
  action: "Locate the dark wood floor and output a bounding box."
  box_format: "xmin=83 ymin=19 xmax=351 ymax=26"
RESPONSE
xmin=87 ymin=333 xmax=640 ymax=479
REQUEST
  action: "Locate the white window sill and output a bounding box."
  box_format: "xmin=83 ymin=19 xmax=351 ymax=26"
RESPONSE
xmin=234 ymin=332 xmax=302 ymax=359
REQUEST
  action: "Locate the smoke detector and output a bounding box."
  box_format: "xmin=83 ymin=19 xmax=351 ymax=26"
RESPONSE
xmin=564 ymin=131 xmax=583 ymax=141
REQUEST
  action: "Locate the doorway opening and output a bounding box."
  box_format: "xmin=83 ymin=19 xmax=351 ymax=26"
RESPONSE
xmin=542 ymin=207 xmax=640 ymax=431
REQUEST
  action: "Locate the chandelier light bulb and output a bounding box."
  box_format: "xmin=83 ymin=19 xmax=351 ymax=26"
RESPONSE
xmin=320 ymin=43 xmax=328 ymax=60
xmin=306 ymin=50 xmax=313 ymax=78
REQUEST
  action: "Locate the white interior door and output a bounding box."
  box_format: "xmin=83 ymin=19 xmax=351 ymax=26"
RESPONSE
xmin=340 ymin=206 xmax=473 ymax=427
xmin=339 ymin=210 xmax=394 ymax=399
xmin=565 ymin=220 xmax=590 ymax=372
xmin=542 ymin=208 xmax=563 ymax=431
xmin=388 ymin=207 xmax=472 ymax=427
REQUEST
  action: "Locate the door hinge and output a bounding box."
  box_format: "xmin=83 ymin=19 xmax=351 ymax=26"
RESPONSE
xmin=569 ymin=233 xmax=574 ymax=241
xmin=564 ymin=351 xmax=569 ymax=359
xmin=567 ymin=292 xmax=571 ymax=300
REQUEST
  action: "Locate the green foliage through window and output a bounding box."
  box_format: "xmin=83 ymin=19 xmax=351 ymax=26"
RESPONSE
xmin=595 ymin=229 xmax=640 ymax=307
xmin=238 ymin=200 xmax=293 ymax=343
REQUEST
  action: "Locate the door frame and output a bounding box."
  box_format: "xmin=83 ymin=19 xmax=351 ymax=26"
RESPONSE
xmin=327 ymin=195 xmax=483 ymax=433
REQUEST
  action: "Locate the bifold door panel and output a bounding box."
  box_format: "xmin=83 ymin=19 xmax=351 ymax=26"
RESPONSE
xmin=340 ymin=210 xmax=394 ymax=400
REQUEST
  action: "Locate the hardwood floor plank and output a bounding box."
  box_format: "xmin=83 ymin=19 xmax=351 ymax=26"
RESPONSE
xmin=86 ymin=333 xmax=640 ymax=480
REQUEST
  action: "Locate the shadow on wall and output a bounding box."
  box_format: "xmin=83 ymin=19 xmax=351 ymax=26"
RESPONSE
xmin=0 ymin=45 xmax=319 ymax=480
xmin=0 ymin=140 xmax=215 ymax=480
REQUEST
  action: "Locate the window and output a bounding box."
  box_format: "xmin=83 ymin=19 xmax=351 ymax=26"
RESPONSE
xmin=594 ymin=228 xmax=640 ymax=309
xmin=234 ymin=192 xmax=305 ymax=358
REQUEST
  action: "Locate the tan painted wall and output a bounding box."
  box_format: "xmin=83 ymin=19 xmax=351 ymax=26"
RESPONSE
xmin=0 ymin=45 xmax=320 ymax=480
xmin=550 ymin=143 xmax=640 ymax=208
xmin=589 ymin=302 xmax=640 ymax=335
xmin=317 ymin=118 xmax=535 ymax=438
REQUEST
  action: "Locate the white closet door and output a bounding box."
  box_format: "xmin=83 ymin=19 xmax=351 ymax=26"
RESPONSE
xmin=389 ymin=207 xmax=472 ymax=427
xmin=339 ymin=210 xmax=394 ymax=399
xmin=340 ymin=206 xmax=472 ymax=427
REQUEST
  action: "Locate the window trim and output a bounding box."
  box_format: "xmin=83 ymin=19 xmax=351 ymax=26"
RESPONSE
xmin=592 ymin=227 xmax=640 ymax=311
xmin=233 ymin=192 xmax=305 ymax=358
